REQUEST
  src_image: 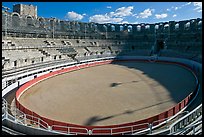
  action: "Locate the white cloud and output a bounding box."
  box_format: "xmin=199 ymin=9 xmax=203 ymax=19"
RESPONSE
xmin=137 ymin=8 xmax=154 ymax=18
xmin=65 ymin=11 xmax=84 ymax=21
xmin=132 ymin=21 xmax=138 ymax=24
xmin=185 ymin=2 xmax=191 ymax=6
xmin=82 ymin=13 xmax=87 ymax=16
xmin=133 ymin=13 xmax=137 ymax=17
xmin=89 ymin=14 xmax=123 ymax=24
xmin=173 ymin=14 xmax=177 ymax=17
xmin=107 ymin=6 xmax=112 ymax=9
xmin=174 ymin=6 xmax=182 ymax=10
xmin=155 ymin=13 xmax=168 ymax=19
xmin=110 ymin=6 xmax=134 ymax=17
xmin=89 ymin=6 xmax=135 ymax=24
xmin=193 ymin=2 xmax=202 ymax=12
xmin=193 ymin=2 xmax=202 ymax=7
xmin=184 ymin=2 xmax=191 ymax=6
xmin=181 ymin=2 xmax=192 ymax=7
xmin=166 ymin=2 xmax=192 ymax=12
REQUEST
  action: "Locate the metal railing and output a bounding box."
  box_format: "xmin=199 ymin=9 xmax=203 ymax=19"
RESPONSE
xmin=3 ymin=99 xmax=202 ymax=135
xmin=149 ymin=103 xmax=202 ymax=135
xmin=91 ymin=123 xmax=149 ymax=135
xmin=169 ymin=104 xmax=202 ymax=134
xmin=51 ymin=125 xmax=89 ymax=135
xmin=169 ymin=118 xmax=202 ymax=135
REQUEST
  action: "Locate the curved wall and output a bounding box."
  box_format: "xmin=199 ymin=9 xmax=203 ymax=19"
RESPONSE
xmin=15 ymin=57 xmax=199 ymax=135
xmin=2 ymin=10 xmax=202 ymax=40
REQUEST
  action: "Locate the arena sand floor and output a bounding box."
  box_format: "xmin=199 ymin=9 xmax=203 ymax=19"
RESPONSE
xmin=19 ymin=61 xmax=196 ymax=126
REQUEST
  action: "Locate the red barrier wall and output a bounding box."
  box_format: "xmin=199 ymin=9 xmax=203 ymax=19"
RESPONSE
xmin=15 ymin=59 xmax=198 ymax=135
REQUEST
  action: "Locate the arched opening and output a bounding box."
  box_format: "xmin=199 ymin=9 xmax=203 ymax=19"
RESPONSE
xmin=137 ymin=25 xmax=141 ymax=31
xmin=164 ymin=24 xmax=169 ymax=31
xmin=38 ymin=18 xmax=45 ymax=28
xmin=111 ymin=25 xmax=115 ymax=31
xmin=175 ymin=23 xmax=179 ymax=30
xmin=185 ymin=22 xmax=190 ymax=30
xmin=145 ymin=25 xmax=150 ymax=30
xmin=103 ymin=25 xmax=107 ymax=32
xmin=27 ymin=16 xmax=33 ymax=26
xmin=191 ymin=20 xmax=195 ymax=23
xmin=94 ymin=24 xmax=98 ymax=32
xmin=120 ymin=25 xmax=124 ymax=31
xmin=127 ymin=25 xmax=132 ymax=32
xmin=155 ymin=25 xmax=159 ymax=30
xmin=89 ymin=23 xmax=94 ymax=29
xmin=12 ymin=13 xmax=20 ymax=27
xmin=198 ymin=21 xmax=202 ymax=30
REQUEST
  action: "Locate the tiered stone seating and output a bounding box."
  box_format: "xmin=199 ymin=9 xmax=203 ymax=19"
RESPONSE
xmin=74 ymin=47 xmax=88 ymax=57
xmin=2 ymin=49 xmax=47 ymax=69
xmin=57 ymin=47 xmax=77 ymax=55
xmin=2 ymin=32 xmax=202 ymax=71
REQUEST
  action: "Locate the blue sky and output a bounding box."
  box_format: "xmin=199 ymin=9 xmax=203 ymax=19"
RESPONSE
xmin=2 ymin=2 xmax=202 ymax=24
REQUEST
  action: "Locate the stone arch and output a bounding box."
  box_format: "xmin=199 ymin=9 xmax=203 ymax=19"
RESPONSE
xmin=38 ymin=17 xmax=45 ymax=28
xmin=155 ymin=25 xmax=159 ymax=30
xmin=185 ymin=22 xmax=190 ymax=29
xmin=49 ymin=18 xmax=56 ymax=28
xmin=198 ymin=20 xmax=202 ymax=26
xmin=89 ymin=23 xmax=94 ymax=31
xmin=164 ymin=24 xmax=169 ymax=28
xmin=120 ymin=25 xmax=124 ymax=31
xmin=26 ymin=15 xmax=34 ymax=20
xmin=137 ymin=25 xmax=141 ymax=31
xmin=164 ymin=24 xmax=169 ymax=31
xmin=128 ymin=25 xmax=132 ymax=32
xmin=11 ymin=12 xmax=20 ymax=17
xmin=38 ymin=17 xmax=45 ymax=21
xmin=145 ymin=25 xmax=150 ymax=30
xmin=26 ymin=15 xmax=34 ymax=26
xmin=103 ymin=24 xmax=107 ymax=31
xmin=175 ymin=23 xmax=179 ymax=30
xmin=111 ymin=25 xmax=115 ymax=31
xmin=12 ymin=13 xmax=20 ymax=27
xmin=198 ymin=20 xmax=202 ymax=30
xmin=94 ymin=24 xmax=98 ymax=31
xmin=191 ymin=19 xmax=195 ymax=23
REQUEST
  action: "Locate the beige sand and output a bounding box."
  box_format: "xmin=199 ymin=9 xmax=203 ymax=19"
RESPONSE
xmin=19 ymin=62 xmax=196 ymax=126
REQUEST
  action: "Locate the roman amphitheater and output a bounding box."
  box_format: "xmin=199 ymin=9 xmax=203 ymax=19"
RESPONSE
xmin=2 ymin=4 xmax=202 ymax=135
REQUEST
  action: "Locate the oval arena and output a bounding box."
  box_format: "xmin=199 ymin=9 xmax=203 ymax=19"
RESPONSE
xmin=2 ymin=3 xmax=202 ymax=135
xmin=18 ymin=60 xmax=196 ymax=126
xmin=14 ymin=58 xmax=199 ymax=134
